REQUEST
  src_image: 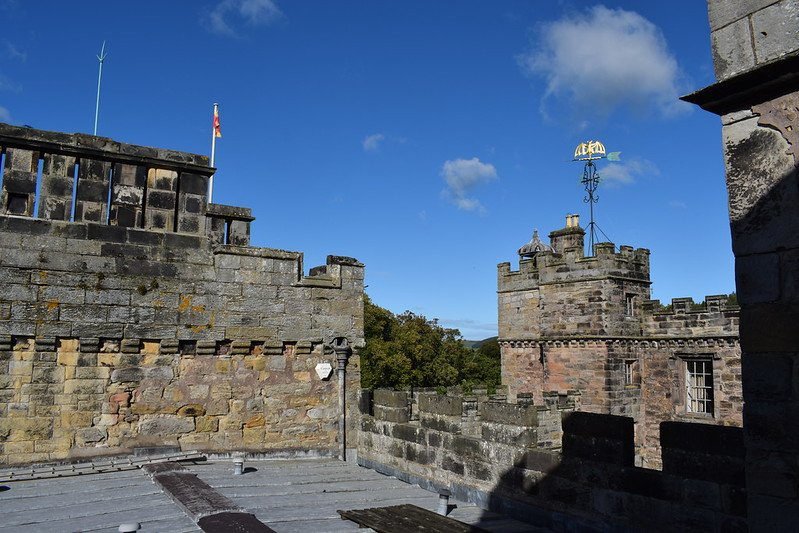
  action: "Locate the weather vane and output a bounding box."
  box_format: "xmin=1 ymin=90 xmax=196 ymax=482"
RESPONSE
xmin=572 ymin=140 xmax=620 ymax=255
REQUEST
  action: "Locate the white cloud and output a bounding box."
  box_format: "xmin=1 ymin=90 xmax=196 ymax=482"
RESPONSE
xmin=0 ymin=74 xmax=20 ymax=93
xmin=0 ymin=105 xmax=11 ymax=122
xmin=440 ymin=157 xmax=498 ymax=213
xmin=206 ymin=0 xmax=282 ymax=37
xmin=4 ymin=42 xmax=25 ymax=62
xmin=519 ymin=5 xmax=689 ymax=118
xmin=669 ymin=200 xmax=687 ymax=209
xmin=362 ymin=133 xmax=385 ymax=152
xmin=600 ymin=158 xmax=659 ymax=186
xmin=441 ymin=318 xmax=498 ymax=336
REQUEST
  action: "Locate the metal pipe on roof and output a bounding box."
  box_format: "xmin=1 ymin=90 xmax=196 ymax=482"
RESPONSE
xmin=332 ymin=337 xmax=352 ymax=461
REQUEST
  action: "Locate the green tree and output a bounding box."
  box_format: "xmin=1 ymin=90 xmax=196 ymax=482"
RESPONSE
xmin=361 ymin=296 xmax=501 ymax=390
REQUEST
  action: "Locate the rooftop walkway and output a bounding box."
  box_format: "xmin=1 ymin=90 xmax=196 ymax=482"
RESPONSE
xmin=0 ymin=457 xmax=542 ymax=532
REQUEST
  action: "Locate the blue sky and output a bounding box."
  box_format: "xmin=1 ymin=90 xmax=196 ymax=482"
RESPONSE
xmin=0 ymin=1 xmax=731 ymax=339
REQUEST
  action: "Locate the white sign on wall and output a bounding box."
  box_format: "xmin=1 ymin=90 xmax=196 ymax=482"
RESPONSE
xmin=315 ymin=362 xmax=333 ymax=380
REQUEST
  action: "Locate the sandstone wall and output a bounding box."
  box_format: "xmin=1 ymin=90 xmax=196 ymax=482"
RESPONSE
xmin=359 ymin=390 xmax=572 ymax=493
xmin=0 ymin=124 xmax=364 ymax=465
xmin=498 ymin=243 xmax=650 ymax=340
xmin=360 ymin=391 xmax=746 ymax=531
xmin=499 ymin=296 xmax=741 ymax=467
xmin=498 ymin=216 xmax=742 ymax=467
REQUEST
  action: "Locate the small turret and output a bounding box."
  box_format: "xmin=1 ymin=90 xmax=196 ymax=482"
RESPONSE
xmin=518 ymin=229 xmax=553 ymax=258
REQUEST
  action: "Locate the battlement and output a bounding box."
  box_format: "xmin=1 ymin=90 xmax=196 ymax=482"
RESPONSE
xmin=642 ymin=295 xmax=740 ymax=337
xmin=359 ymin=389 xmax=746 ymax=531
xmin=0 ymin=124 xmax=365 ymax=465
xmin=0 ymin=123 xmax=255 ymax=245
xmin=499 ymin=220 xmax=652 ymax=341
xmin=642 ymin=294 xmax=738 ymax=315
xmin=498 ymin=241 xmax=650 ymax=294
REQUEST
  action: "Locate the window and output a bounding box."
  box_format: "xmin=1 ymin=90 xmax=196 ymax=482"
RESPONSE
xmin=624 ymin=360 xmax=638 ymax=386
xmin=686 ymin=359 xmax=714 ymax=415
xmin=625 ymin=293 xmax=636 ymax=317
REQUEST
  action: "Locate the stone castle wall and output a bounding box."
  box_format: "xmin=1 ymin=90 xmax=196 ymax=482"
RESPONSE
xmin=498 ymin=243 xmax=650 ymax=339
xmin=497 ymin=221 xmax=741 ymax=466
xmin=0 ymin=124 xmax=364 ymax=465
xmin=683 ymin=0 xmax=799 ymax=526
xmin=359 ymin=390 xmax=746 ymax=531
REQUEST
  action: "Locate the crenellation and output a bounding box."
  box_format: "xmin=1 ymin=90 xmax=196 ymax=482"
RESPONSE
xmin=499 ymin=215 xmax=741 ymax=467
xmin=360 ymin=393 xmax=746 ymax=530
xmin=0 ymin=124 xmax=364 ymax=465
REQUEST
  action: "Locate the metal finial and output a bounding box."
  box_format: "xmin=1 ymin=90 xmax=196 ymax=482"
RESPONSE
xmin=93 ymin=41 xmax=109 ymax=136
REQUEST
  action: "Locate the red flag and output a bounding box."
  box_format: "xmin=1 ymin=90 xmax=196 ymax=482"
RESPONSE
xmin=213 ymin=106 xmax=222 ymax=138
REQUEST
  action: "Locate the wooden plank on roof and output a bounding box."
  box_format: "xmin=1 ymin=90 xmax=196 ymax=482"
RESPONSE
xmin=338 ymin=504 xmax=492 ymax=533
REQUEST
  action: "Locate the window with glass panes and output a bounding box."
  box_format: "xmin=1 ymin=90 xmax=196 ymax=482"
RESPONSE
xmin=624 ymin=360 xmax=637 ymax=385
xmin=686 ymin=359 xmax=714 ymax=415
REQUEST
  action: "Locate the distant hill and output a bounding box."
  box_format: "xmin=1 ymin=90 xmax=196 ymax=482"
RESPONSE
xmin=462 ymin=336 xmax=498 ymax=349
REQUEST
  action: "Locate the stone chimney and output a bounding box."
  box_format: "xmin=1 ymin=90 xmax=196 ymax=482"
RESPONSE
xmin=549 ymin=214 xmax=585 ymax=254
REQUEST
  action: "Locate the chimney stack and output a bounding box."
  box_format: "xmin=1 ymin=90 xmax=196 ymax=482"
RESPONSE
xmin=549 ymin=214 xmax=585 ymax=254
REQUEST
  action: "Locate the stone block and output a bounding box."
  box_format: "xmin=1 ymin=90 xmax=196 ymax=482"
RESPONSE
xmin=306 ymin=406 xmax=336 ymax=419
xmin=3 ymin=440 xmax=34 ymax=454
xmin=751 ymin=0 xmax=799 ymax=63
xmin=708 ymin=0 xmax=777 ymax=31
xmin=75 ymin=426 xmax=107 ymax=445
xmin=420 ymin=413 xmax=462 ymax=434
xmin=418 ymin=393 xmax=462 ymax=416
xmin=710 ymin=17 xmax=756 ymax=79
xmin=138 ymin=415 xmax=195 ymax=436
xmin=111 ymin=367 xmax=144 ymax=383
xmin=481 ymin=422 xmax=537 ymax=447
xmin=735 ymin=253 xmax=780 ymax=304
xmin=391 ymin=423 xmax=425 ymax=445
xmin=244 ymin=414 xmax=265 ymax=428
xmin=8 ymin=360 xmax=33 ymax=376
xmin=195 ymin=416 xmax=219 ymax=432
xmin=372 ymin=389 xmax=408 ymax=408
xmin=481 ymin=401 xmax=538 ymax=426
xmin=740 ymin=303 xmax=799 ymax=352
xmin=742 ymin=352 xmax=795 ymax=400
xmin=723 ymin=118 xmax=799 ymax=256
xmin=74 ymin=366 xmax=110 ymax=380
xmin=63 ymin=379 xmax=106 ymax=395
xmin=442 ymin=454 xmax=465 ymax=475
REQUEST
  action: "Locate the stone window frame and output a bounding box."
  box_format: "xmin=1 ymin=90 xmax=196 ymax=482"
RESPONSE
xmin=673 ymin=353 xmax=719 ymax=419
xmin=624 ymin=359 xmax=640 ymax=387
xmin=625 ymin=293 xmax=636 ymax=317
xmin=686 ymin=358 xmax=714 ymax=415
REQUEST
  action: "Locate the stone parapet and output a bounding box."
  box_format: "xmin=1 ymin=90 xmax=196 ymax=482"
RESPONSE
xmin=0 ymin=122 xmax=259 ymax=243
xmin=642 ymin=295 xmax=740 ymax=337
xmin=0 ymin=124 xmax=365 ymax=465
xmin=358 ymin=403 xmax=747 ymax=531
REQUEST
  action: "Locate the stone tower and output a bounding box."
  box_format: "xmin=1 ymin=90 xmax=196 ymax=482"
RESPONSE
xmin=498 ymin=214 xmax=741 ymax=466
xmin=498 ymin=215 xmax=651 ymax=411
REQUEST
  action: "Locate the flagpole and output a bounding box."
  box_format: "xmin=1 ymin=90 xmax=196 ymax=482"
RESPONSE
xmin=93 ymin=41 xmax=108 ymax=136
xmin=209 ymin=102 xmax=218 ymax=203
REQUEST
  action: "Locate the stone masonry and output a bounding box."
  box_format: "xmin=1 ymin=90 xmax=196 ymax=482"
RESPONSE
xmin=0 ymin=123 xmax=364 ymax=465
xmin=498 ymin=216 xmax=741 ymax=467
xmin=359 ymin=389 xmax=746 ymax=531
xmin=683 ymin=0 xmax=799 ymax=528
